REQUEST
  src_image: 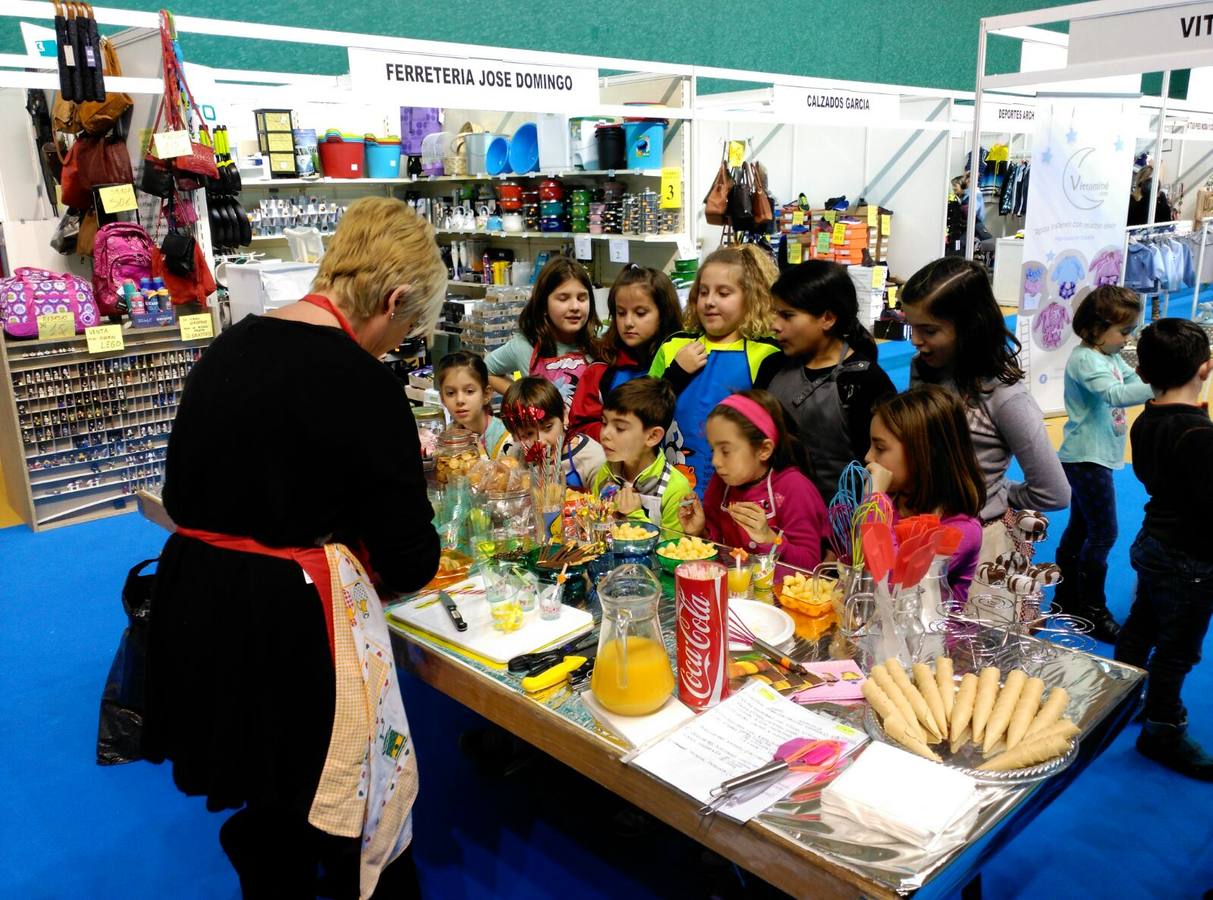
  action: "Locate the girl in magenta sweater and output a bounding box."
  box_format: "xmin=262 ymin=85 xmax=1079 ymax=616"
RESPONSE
xmin=678 ymin=389 xmax=827 ymax=570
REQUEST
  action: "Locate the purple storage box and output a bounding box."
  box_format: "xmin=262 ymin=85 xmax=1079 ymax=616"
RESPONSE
xmin=400 ymin=108 xmax=442 ymax=156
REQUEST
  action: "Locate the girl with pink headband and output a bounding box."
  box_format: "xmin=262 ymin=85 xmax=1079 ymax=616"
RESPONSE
xmin=678 ymin=389 xmax=828 ymax=571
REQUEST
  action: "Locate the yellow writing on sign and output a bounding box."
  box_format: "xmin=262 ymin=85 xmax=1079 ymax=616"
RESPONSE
xmin=98 ymin=183 xmax=137 ymax=214
xmin=37 ymin=312 xmax=76 ymax=341
xmin=791 ymin=210 xmax=805 ymax=226
xmin=871 ymin=266 xmax=887 ymax=289
xmin=727 ymin=140 xmax=746 ymax=169
xmin=867 ymin=205 xmax=879 ymax=227
xmin=887 ymin=285 xmax=899 ymax=307
xmin=816 ymin=232 xmax=831 ymax=254
xmin=881 ymin=214 xmax=892 ymax=236
xmin=154 ymin=129 xmax=193 ymax=160
xmin=788 ymin=241 xmax=803 ymax=264
xmin=660 ymin=167 xmax=682 ymax=210
xmin=831 ymin=223 xmax=847 ymax=245
xmin=179 ymin=313 xmax=215 ymax=341
xmin=85 ymin=324 xmax=124 ymax=354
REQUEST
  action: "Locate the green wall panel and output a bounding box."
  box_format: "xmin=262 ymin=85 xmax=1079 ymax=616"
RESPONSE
xmin=3 ymin=0 xmax=1090 ymax=92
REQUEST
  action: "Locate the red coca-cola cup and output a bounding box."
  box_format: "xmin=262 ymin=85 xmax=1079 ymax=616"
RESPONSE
xmin=674 ymin=560 xmax=730 ymax=711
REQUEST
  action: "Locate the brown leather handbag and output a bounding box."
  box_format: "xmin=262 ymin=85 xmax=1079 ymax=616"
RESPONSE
xmin=752 ymin=162 xmax=773 ymax=227
xmin=704 ymin=145 xmax=734 ymax=226
xmin=77 ymin=37 xmax=133 ymax=136
xmin=59 ymin=134 xmax=134 ymax=209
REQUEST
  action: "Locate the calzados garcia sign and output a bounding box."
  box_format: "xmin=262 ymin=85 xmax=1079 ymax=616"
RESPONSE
xmin=772 ymin=84 xmax=900 ymax=125
xmin=348 ymin=48 xmax=598 ymax=112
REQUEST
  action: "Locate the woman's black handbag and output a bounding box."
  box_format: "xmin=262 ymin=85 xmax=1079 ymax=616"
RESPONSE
xmin=96 ymin=558 xmax=157 ymax=765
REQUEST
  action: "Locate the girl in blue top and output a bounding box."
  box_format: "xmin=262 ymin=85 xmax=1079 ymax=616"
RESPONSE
xmin=1056 ymin=286 xmax=1154 ymax=642
xmin=649 ymin=245 xmax=780 ymax=497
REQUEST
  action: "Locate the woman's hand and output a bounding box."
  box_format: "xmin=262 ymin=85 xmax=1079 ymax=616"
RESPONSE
xmin=678 ymin=493 xmax=706 ymax=535
xmin=616 ymin=486 xmax=642 ymax=516
xmin=866 ymin=461 xmax=894 ymax=495
xmin=727 ymin=502 xmax=777 ymax=545
xmin=673 ymin=340 xmax=708 ymax=375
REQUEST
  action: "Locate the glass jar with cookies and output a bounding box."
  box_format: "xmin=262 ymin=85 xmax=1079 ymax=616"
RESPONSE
xmin=434 ymin=428 xmax=480 ymax=487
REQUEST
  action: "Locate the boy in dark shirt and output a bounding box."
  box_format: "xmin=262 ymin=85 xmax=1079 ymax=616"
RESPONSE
xmin=1114 ymin=319 xmax=1213 ymax=780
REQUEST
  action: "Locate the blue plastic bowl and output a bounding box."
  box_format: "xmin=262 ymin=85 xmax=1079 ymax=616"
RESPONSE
xmin=508 ymin=123 xmax=539 ymax=174
xmin=485 ymin=137 xmax=511 ymax=176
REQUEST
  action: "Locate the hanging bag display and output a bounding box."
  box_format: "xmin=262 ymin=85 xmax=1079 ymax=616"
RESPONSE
xmin=76 ymin=36 xmax=133 ymax=136
xmin=751 ymin=161 xmax=773 ymax=228
xmin=58 ymin=132 xmax=134 ymax=209
xmin=704 ymin=143 xmax=734 ymax=226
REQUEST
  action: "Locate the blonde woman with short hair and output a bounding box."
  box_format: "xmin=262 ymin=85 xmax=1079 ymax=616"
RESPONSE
xmin=144 ymin=197 xmax=443 ymax=899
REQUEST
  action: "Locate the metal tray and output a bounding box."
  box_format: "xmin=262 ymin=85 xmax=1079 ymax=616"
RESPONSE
xmin=862 ymin=705 xmax=1079 ymax=785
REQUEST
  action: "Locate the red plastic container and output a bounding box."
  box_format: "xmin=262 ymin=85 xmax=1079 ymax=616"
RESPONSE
xmin=674 ymin=560 xmax=730 ymax=711
xmin=319 ymin=138 xmax=365 ymax=179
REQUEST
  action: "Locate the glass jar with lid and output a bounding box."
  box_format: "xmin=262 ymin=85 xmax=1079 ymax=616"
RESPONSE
xmin=414 ymin=406 xmax=445 ymax=472
xmin=482 ymin=485 xmax=541 ymax=555
xmin=434 ymin=427 xmax=479 ymax=486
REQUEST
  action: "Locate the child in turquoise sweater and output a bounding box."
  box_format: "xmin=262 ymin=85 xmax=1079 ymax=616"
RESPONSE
xmin=1055 ymin=287 xmax=1154 ymax=641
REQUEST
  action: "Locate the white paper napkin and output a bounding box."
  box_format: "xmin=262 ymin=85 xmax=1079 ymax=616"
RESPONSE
xmin=820 ymin=742 xmax=981 ymax=849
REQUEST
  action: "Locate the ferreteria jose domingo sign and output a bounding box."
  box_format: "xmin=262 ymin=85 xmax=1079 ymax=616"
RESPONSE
xmin=347 ymin=47 xmax=599 ymax=113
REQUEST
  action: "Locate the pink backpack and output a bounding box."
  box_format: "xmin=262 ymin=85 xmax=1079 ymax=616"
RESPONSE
xmin=0 ymin=267 xmax=100 ymax=338
xmin=92 ymin=222 xmax=154 ymax=316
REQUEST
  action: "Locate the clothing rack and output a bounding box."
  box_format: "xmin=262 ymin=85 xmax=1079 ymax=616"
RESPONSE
xmin=1119 ymin=218 xmax=1209 ymax=322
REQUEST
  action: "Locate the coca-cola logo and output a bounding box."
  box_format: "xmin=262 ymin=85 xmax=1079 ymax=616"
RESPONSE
xmin=677 ymin=589 xmax=717 ymax=701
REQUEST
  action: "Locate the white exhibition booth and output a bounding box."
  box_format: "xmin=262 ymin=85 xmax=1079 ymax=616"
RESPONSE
xmin=968 ymin=0 xmax=1213 ymax=414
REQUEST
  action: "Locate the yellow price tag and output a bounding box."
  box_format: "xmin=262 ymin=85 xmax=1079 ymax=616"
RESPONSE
xmin=85 ymin=324 xmax=124 ymax=354
xmin=823 ymin=210 xmax=837 ymax=223
xmin=37 ymin=312 xmax=75 ymax=341
xmin=727 ymin=140 xmax=746 ymax=169
xmin=831 ymin=222 xmax=847 ymax=245
xmin=154 ymin=129 xmax=193 ymax=160
xmin=660 ymin=167 xmax=682 ymax=210
xmin=98 ymin=183 xmax=138 ymax=214
xmin=788 ymin=241 xmax=803 ymax=264
xmin=816 ymin=232 xmax=831 ymax=254
xmin=178 ymin=313 xmax=215 ymax=341
xmin=791 ymin=210 xmax=805 ymax=226
xmin=887 ymin=285 xmax=899 ymax=307
xmin=871 ymin=266 xmax=887 ymax=289
xmin=880 ymin=214 xmax=892 ymax=236
xmin=867 ymin=205 xmax=879 ymax=227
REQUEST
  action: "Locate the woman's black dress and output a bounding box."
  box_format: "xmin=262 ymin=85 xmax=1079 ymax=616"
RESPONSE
xmin=142 ymin=315 xmax=439 ymax=895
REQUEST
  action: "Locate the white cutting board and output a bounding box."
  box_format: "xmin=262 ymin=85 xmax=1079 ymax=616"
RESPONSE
xmin=386 ymin=579 xmax=594 ymax=667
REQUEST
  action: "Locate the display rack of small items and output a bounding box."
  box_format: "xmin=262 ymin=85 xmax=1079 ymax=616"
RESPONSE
xmin=7 ymin=346 xmax=201 ymax=526
xmin=252 ymin=195 xmax=348 ymax=237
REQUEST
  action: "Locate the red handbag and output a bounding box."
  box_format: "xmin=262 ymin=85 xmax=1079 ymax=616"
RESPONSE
xmin=60 ymin=134 xmax=134 ymax=209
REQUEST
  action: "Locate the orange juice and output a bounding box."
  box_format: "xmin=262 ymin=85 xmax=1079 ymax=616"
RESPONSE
xmin=591 ymin=635 xmax=675 ymax=715
xmin=727 ymin=564 xmax=753 ymax=596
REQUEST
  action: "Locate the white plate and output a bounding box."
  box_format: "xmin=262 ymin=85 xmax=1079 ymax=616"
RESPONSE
xmin=729 ymin=599 xmax=795 ymax=652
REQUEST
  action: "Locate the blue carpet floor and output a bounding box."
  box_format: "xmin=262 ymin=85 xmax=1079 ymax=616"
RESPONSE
xmin=2 ymin=332 xmax=1211 ymax=899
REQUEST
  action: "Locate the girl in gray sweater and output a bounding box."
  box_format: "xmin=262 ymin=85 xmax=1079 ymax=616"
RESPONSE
xmin=901 ymin=258 xmax=1070 ymax=564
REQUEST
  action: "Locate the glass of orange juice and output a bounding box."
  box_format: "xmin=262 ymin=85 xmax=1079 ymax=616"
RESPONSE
xmin=726 ymin=560 xmax=754 ymax=600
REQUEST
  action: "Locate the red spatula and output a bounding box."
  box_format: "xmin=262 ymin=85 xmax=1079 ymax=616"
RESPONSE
xmin=861 ymin=521 xmax=895 ymax=585
xmin=894 ymin=530 xmax=944 ymax=590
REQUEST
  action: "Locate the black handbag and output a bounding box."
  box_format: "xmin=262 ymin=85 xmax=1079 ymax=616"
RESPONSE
xmin=96 ymin=558 xmax=157 ymax=765
xmin=139 ymin=157 xmax=174 ymax=199
xmin=160 ymin=229 xmax=196 ymax=276
xmin=728 ymin=162 xmax=755 ymax=232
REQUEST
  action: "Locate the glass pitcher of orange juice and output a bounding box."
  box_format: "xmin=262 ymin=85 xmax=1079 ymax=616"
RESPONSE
xmin=591 ymin=564 xmax=674 ymax=716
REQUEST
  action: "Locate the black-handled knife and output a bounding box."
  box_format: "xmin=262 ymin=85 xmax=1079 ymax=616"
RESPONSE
xmin=440 ymin=590 xmax=467 ymax=632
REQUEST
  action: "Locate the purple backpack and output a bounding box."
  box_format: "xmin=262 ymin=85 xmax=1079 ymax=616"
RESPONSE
xmin=92 ymin=222 xmax=153 ymax=316
xmin=0 ymin=267 xmax=100 ymax=338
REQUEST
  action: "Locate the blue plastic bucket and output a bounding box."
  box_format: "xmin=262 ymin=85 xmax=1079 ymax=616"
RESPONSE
xmin=365 ymin=142 xmax=402 ymax=178
xmin=623 ymin=120 xmax=665 ymax=170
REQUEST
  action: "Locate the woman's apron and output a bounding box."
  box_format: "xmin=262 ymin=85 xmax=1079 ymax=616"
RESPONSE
xmin=176 ymin=530 xmax=417 ymax=900
xmin=667 ymin=341 xmax=754 ymax=498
